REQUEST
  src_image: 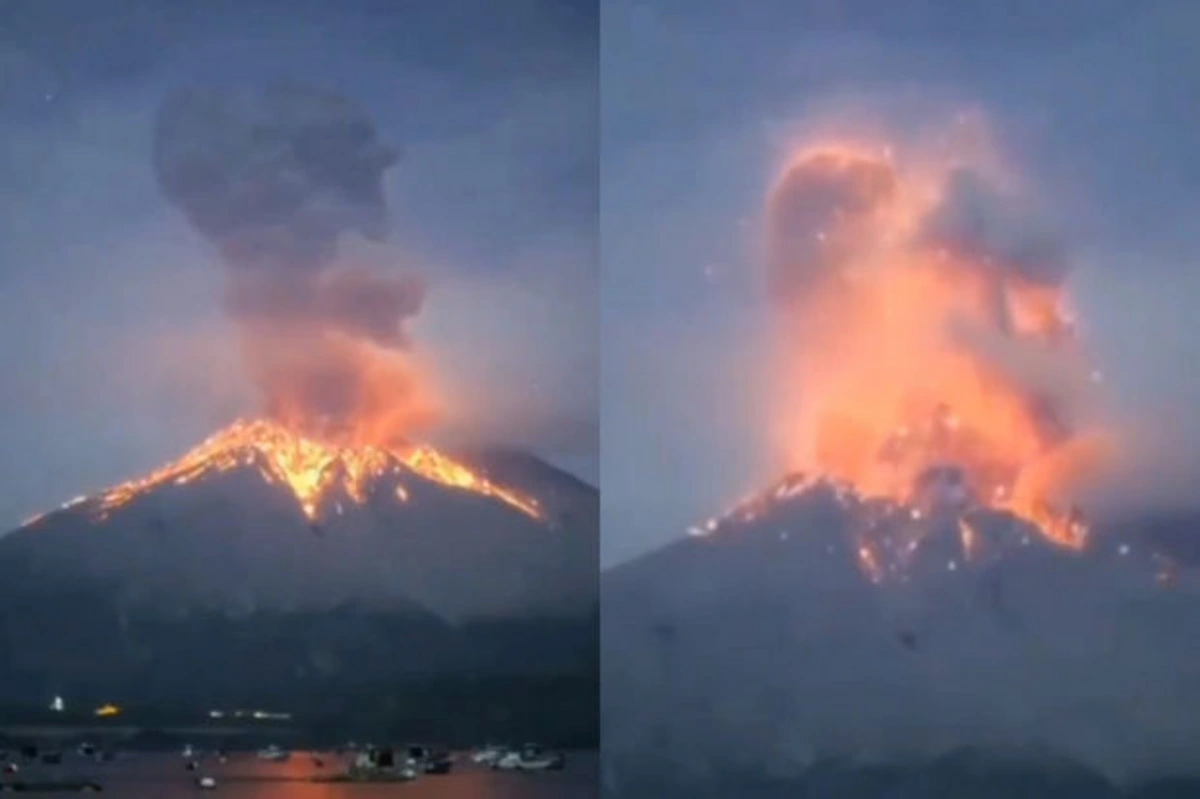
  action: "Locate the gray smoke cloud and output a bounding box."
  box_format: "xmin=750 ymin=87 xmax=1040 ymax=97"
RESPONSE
xmin=765 ymin=150 xmax=898 ymax=303
xmin=153 ymin=84 xmax=396 ymax=263
xmin=920 ymin=167 xmax=1068 ymax=288
xmin=152 ymin=84 xmax=430 ymax=439
xmin=923 ymin=168 xmax=1088 ymax=452
xmin=767 ymin=153 xmax=1069 ymax=302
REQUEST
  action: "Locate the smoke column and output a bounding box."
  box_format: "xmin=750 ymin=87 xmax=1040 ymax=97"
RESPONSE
xmin=152 ymin=84 xmax=434 ymax=446
xmin=764 ymin=138 xmax=1113 ymax=531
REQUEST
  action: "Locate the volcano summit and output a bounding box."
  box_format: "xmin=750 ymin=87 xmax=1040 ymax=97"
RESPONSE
xmin=6 ymin=418 xmax=594 ymax=621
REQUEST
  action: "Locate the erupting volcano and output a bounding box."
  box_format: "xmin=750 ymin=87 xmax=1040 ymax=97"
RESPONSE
xmin=603 ymin=129 xmax=1200 ymax=776
xmin=8 ymin=409 xmax=593 ymax=622
xmin=19 ymin=83 xmax=549 ymax=543
xmin=0 ymin=418 xmax=596 ymax=732
xmin=0 ymin=83 xmax=599 ymax=720
xmin=691 ymin=133 xmax=1119 ymax=581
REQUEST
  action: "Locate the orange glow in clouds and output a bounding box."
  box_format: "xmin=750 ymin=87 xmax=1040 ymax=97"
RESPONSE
xmin=763 ymin=138 xmax=1113 ymax=554
xmin=245 ymin=326 xmax=440 ymax=450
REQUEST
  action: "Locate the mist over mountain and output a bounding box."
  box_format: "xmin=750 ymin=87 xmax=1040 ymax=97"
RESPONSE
xmin=601 ymin=479 xmax=1200 ymax=795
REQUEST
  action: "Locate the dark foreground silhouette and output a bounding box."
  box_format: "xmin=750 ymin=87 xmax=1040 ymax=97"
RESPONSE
xmin=607 ymin=748 xmax=1200 ymax=799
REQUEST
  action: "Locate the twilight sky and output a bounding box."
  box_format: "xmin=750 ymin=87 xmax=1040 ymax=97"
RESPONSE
xmin=0 ymin=0 xmax=598 ymax=533
xmin=601 ymin=0 xmax=1200 ymax=566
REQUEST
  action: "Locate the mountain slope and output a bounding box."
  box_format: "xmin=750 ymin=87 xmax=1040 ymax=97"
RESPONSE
xmin=3 ymin=420 xmax=596 ymax=621
xmin=602 ymin=481 xmax=1200 ymax=787
xmin=0 ymin=421 xmax=598 ymax=734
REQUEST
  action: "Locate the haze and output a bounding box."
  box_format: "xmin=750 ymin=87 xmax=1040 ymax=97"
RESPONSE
xmin=0 ymin=0 xmax=598 ymax=533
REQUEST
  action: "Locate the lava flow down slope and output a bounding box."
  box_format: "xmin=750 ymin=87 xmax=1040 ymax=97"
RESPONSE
xmin=603 ymin=131 xmax=1200 ymax=788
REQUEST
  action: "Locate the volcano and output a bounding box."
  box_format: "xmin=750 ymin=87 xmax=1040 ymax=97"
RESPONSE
xmin=602 ymin=479 xmax=1200 ymax=792
xmin=0 ymin=420 xmax=597 ymax=740
xmin=602 ymin=129 xmax=1192 ymax=794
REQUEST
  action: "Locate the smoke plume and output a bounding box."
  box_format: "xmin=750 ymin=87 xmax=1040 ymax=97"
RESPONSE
xmin=919 ymin=167 xmax=1068 ymax=288
xmin=764 ymin=137 xmax=1112 ymax=531
xmin=152 ymin=84 xmax=433 ymax=445
xmin=766 ymin=148 xmax=898 ymax=303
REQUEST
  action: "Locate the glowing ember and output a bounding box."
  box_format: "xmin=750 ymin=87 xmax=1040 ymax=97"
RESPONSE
xmin=857 ymin=543 xmax=883 ymax=584
xmin=958 ymin=518 xmax=978 ymax=560
xmin=36 ymin=419 xmax=540 ymax=525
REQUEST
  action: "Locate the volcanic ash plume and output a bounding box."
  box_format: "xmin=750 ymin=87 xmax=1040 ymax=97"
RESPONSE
xmin=152 ymin=84 xmax=433 ymax=447
xmin=763 ymin=141 xmax=1113 ymax=555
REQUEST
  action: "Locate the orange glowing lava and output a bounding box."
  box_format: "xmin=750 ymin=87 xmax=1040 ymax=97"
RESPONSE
xmin=56 ymin=418 xmax=540 ymax=524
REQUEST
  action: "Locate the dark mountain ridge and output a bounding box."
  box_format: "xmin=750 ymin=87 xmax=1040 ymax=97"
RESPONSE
xmin=0 ymin=432 xmax=598 ymax=743
xmin=602 ymin=477 xmax=1200 ymax=791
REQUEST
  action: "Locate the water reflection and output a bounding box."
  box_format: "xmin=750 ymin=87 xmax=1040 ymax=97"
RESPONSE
xmin=3 ymin=750 xmax=598 ymax=798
